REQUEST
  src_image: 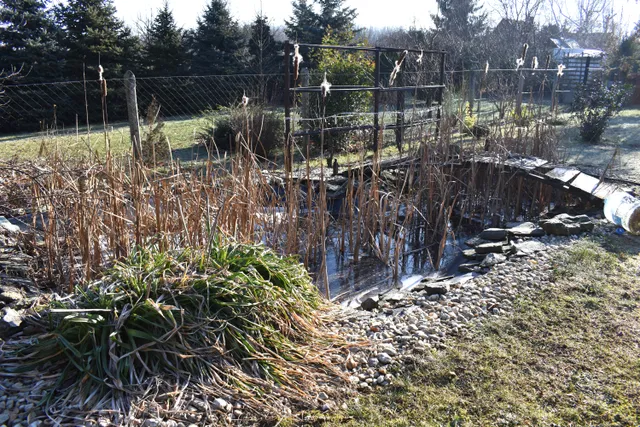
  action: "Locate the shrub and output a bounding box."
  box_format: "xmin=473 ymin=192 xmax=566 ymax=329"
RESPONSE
xmin=571 ymin=79 xmax=631 ymax=143
xmin=198 ymin=104 xmax=283 ymax=157
xmin=140 ymin=97 xmax=170 ymax=166
xmin=310 ymin=28 xmax=374 ymax=160
xmin=509 ymin=105 xmax=534 ymax=127
xmin=5 ymin=240 xmax=344 ymax=419
xmin=461 ymin=102 xmax=477 ymax=134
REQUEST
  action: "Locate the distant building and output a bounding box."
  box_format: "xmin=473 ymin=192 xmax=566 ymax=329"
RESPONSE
xmin=550 ymin=37 xmax=606 ymax=103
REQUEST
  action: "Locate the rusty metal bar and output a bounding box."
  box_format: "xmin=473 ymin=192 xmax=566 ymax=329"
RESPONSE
xmin=373 ymin=48 xmax=381 ymax=152
xmin=283 ymin=41 xmax=292 ymax=174
xmin=293 ymin=43 xmax=445 ymax=55
xmin=289 ymin=84 xmax=445 ymax=93
xmin=435 ymin=51 xmax=446 ymax=138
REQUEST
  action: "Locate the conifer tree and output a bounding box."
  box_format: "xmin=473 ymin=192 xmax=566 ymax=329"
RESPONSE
xmin=249 ymin=13 xmax=280 ymax=74
xmin=285 ymin=0 xmax=357 ymax=45
xmin=143 ymin=1 xmax=185 ymax=76
xmin=0 ymin=0 xmax=62 ymax=81
xmin=190 ymin=0 xmax=246 ymax=75
xmin=430 ymin=0 xmax=488 ymax=71
xmin=55 ymin=0 xmax=140 ymax=80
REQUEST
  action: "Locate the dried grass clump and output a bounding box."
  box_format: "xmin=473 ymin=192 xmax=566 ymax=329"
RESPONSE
xmin=3 ymin=239 xmax=346 ymax=423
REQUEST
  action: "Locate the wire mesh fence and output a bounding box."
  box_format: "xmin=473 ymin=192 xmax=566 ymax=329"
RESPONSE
xmin=0 ymin=56 xmax=609 ymax=162
xmin=0 ymin=73 xmax=284 ymax=135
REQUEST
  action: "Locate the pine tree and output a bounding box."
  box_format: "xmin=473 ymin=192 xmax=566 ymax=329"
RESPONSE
xmin=285 ymin=0 xmax=357 ymax=45
xmin=55 ymin=0 xmax=141 ymax=80
xmin=0 ymin=0 xmax=62 ymax=81
xmin=190 ymin=0 xmax=246 ymax=75
xmin=430 ymin=0 xmax=488 ymax=71
xmin=143 ymin=1 xmax=185 ymax=76
xmin=249 ymin=13 xmax=280 ymax=74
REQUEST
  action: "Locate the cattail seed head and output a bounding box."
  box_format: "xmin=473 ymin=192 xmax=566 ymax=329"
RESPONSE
xmin=320 ymin=72 xmax=331 ymax=99
xmin=484 ymin=61 xmax=489 ymax=74
xmin=532 ymin=56 xmax=539 ymax=70
xmin=557 ymin=64 xmax=565 ymax=76
xmin=98 ymin=65 xmax=104 ymax=81
xmin=389 ymin=50 xmax=408 ymax=86
xmin=292 ymin=43 xmax=303 ymax=81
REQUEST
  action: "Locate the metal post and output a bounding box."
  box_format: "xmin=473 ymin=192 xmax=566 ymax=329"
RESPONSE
xmin=395 ymin=72 xmax=404 ymax=153
xmin=124 ymin=70 xmax=142 ymax=161
xmin=515 ymin=71 xmax=525 ymax=117
xmin=583 ymin=56 xmax=591 ymax=85
xmin=551 ymin=73 xmax=560 ymax=113
xmin=373 ymin=48 xmax=381 ymax=152
xmin=435 ymin=52 xmax=446 ymax=139
xmin=283 ymin=41 xmax=291 ymax=174
xmin=468 ymin=70 xmax=476 ymax=115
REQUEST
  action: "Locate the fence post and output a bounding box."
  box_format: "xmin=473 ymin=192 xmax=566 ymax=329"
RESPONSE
xmin=395 ymin=72 xmax=404 ymax=153
xmin=515 ymin=71 xmax=525 ymax=118
xmin=373 ymin=48 xmax=381 ymax=152
xmin=467 ymin=70 xmax=476 ymax=115
xmin=551 ymin=73 xmax=560 ymax=113
xmin=583 ymin=56 xmax=591 ymax=85
xmin=301 ymin=68 xmax=311 ymax=152
xmin=283 ymin=41 xmax=292 ymax=175
xmin=124 ymin=70 xmax=142 ymax=161
xmin=435 ymin=52 xmax=446 ymax=141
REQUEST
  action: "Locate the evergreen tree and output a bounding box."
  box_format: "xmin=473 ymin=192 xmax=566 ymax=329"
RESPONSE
xmin=0 ymin=0 xmax=62 ymax=81
xmin=143 ymin=1 xmax=184 ymax=76
xmin=190 ymin=0 xmax=246 ymax=75
xmin=249 ymin=13 xmax=280 ymax=74
xmin=55 ymin=0 xmax=140 ymax=80
xmin=430 ymin=0 xmax=488 ymax=71
xmin=285 ymin=0 xmax=357 ymax=45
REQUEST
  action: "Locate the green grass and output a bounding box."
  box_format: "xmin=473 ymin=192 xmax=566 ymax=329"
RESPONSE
xmin=321 ymin=236 xmax=640 ymax=427
xmin=2 ymin=239 xmax=344 ymax=422
xmin=0 ymin=117 xmax=203 ymax=160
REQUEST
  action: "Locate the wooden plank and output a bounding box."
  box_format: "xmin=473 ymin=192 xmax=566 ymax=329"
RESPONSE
xmin=504 ymin=156 xmax=549 ymax=171
xmin=569 ymin=172 xmax=620 ymax=200
xmin=545 ymin=167 xmax=581 ymax=183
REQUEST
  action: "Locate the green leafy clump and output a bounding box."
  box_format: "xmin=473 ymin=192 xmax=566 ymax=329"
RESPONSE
xmin=509 ymin=105 xmax=534 ymax=127
xmin=311 ymin=28 xmax=375 ymax=159
xmin=140 ymin=97 xmax=170 ymax=165
xmin=199 ymin=104 xmax=283 ymax=157
xmin=5 ymin=239 xmax=343 ymax=420
xmin=461 ymin=102 xmax=477 ymax=134
xmin=571 ymin=79 xmax=631 ymax=143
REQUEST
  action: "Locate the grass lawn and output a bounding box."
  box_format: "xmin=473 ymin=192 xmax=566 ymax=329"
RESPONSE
xmin=319 ymin=235 xmax=640 ymax=426
xmin=0 ymin=117 xmax=204 ymax=160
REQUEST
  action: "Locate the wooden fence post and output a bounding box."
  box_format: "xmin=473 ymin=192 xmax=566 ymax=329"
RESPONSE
xmin=124 ymin=70 xmax=142 ymax=161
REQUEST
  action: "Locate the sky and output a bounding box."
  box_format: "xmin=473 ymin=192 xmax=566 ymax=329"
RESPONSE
xmin=109 ymin=0 xmax=640 ymax=34
xmin=111 ymin=0 xmax=437 ymax=31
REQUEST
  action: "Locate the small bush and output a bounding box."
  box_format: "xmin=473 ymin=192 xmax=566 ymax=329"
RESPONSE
xmin=461 ymin=102 xmax=477 ymax=134
xmin=310 ymin=28 xmax=374 ymax=159
xmin=198 ymin=104 xmax=283 ymax=157
xmin=141 ymin=97 xmax=170 ymax=165
xmin=571 ymin=79 xmax=631 ymax=143
xmin=509 ymin=105 xmax=534 ymax=127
